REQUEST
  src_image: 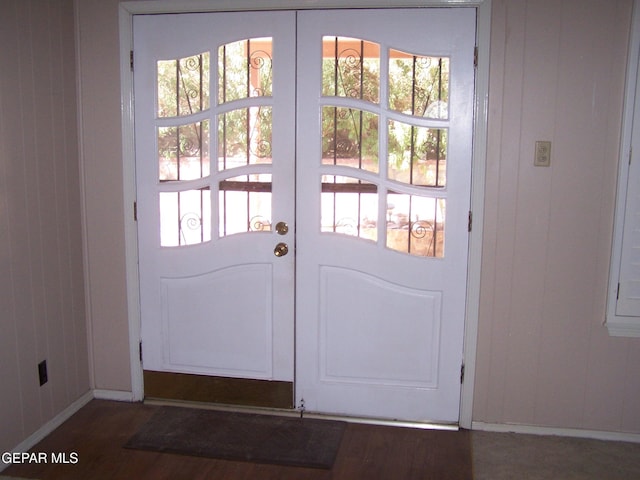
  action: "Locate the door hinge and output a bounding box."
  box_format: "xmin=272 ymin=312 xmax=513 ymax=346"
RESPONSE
xmin=474 ymin=46 xmax=478 ymax=68
xmin=468 ymin=211 xmax=473 ymax=232
xmin=139 ymin=341 xmax=143 ymax=363
xmin=133 ymin=201 xmax=138 ymax=221
xmin=617 ymin=282 xmax=621 ymax=300
xmin=130 ymin=50 xmax=134 ymax=71
xmin=460 ymin=363 xmax=465 ymax=384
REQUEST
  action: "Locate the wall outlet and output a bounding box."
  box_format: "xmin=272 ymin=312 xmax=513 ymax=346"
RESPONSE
xmin=38 ymin=360 xmax=48 ymax=386
xmin=534 ymin=140 xmax=551 ymax=167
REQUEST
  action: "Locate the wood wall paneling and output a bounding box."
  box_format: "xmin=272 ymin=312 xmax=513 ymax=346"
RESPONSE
xmin=474 ymin=0 xmax=640 ymax=431
xmin=0 ymin=0 xmax=89 ymax=453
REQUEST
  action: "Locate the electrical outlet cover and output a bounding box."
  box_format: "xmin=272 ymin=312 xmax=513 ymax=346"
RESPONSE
xmin=38 ymin=360 xmax=48 ymax=386
xmin=534 ymin=140 xmax=551 ymax=167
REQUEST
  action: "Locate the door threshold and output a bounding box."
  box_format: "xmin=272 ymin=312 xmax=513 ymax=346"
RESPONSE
xmin=143 ymin=397 xmax=459 ymax=431
xmin=142 ymin=370 xmax=293 ymax=409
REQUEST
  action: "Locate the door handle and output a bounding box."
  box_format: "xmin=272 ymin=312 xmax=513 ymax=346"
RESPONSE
xmin=275 ymin=221 xmax=289 ymax=235
xmin=274 ymin=242 xmax=289 ymax=257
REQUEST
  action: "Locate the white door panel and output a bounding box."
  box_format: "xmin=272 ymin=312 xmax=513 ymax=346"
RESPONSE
xmin=161 ymin=265 xmax=273 ymax=376
xmin=319 ymin=266 xmax=442 ymax=386
xmin=295 ymin=9 xmax=475 ymax=422
xmin=134 ymin=12 xmax=296 ymax=381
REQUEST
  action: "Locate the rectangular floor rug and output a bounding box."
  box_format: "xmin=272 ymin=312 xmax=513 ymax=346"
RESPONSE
xmin=124 ymin=406 xmax=346 ymax=469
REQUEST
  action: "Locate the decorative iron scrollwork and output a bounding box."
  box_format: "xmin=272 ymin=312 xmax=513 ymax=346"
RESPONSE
xmin=337 ymin=47 xmax=363 ymax=99
xmin=249 ymin=50 xmax=271 ymax=70
xmin=178 ymin=54 xmax=206 ymax=113
xmin=335 ymin=217 xmax=357 ymax=235
xmin=249 ymin=49 xmax=272 ymax=97
xmin=410 ymin=220 xmax=434 ymax=239
xmin=182 ymin=55 xmax=202 ymax=72
xmin=253 ymin=138 xmax=272 ymax=158
xmin=179 ymin=212 xmax=203 ymax=245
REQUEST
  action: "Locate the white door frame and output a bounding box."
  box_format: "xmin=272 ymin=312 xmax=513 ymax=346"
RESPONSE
xmin=118 ymin=0 xmax=490 ymax=429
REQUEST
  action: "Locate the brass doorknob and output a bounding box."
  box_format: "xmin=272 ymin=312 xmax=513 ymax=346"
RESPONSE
xmin=274 ymin=242 xmax=289 ymax=257
xmin=275 ymin=221 xmax=289 ymax=235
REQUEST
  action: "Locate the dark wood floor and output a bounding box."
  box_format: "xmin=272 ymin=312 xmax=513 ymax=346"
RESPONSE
xmin=3 ymin=400 xmax=472 ymax=480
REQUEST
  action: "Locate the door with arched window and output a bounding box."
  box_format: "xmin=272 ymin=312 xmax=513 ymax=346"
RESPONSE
xmin=134 ymin=8 xmax=475 ymax=423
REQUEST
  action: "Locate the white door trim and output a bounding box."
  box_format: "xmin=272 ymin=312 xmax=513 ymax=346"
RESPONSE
xmin=117 ymin=0 xmax=491 ymax=428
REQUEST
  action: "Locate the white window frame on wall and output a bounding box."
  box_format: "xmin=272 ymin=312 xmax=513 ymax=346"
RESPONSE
xmin=118 ymin=0 xmax=491 ymax=429
xmin=607 ymin=0 xmax=640 ymax=337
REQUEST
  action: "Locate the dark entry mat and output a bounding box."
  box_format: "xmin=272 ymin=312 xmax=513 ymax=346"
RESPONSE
xmin=124 ymin=406 xmax=346 ymax=469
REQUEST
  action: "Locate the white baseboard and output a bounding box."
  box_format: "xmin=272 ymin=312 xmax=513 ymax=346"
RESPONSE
xmin=92 ymin=389 xmax=136 ymax=402
xmin=1 ymin=390 xmax=94 ymax=473
xmin=472 ymin=421 xmax=640 ymax=444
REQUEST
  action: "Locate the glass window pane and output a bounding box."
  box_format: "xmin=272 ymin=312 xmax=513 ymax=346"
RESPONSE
xmin=160 ymin=188 xmax=211 ymax=247
xmin=158 ymin=121 xmax=210 ymax=181
xmin=218 ymin=107 xmax=272 ymax=170
xmin=388 ymin=120 xmax=447 ymax=187
xmin=218 ymin=38 xmax=273 ymax=103
xmin=322 ymin=107 xmax=378 ymax=173
xmin=388 ymin=49 xmax=449 ymax=119
xmin=219 ymin=174 xmax=272 ymax=237
xmin=386 ymin=192 xmax=444 ymax=257
xmin=157 ymin=52 xmax=210 ymax=118
xmin=321 ymin=175 xmax=377 ymax=242
xmin=322 ymin=36 xmax=380 ymax=103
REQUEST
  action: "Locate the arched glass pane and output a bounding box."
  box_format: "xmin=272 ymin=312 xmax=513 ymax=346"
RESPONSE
xmin=219 ymin=174 xmax=272 ymax=237
xmin=388 ymin=120 xmax=447 ymax=187
xmin=218 ymin=107 xmax=272 ymax=170
xmin=157 ymin=52 xmax=210 ymax=118
xmin=158 ymin=121 xmax=210 ymax=181
xmin=386 ymin=192 xmax=444 ymax=257
xmin=218 ymin=38 xmax=273 ymax=103
xmin=321 ymin=175 xmax=377 ymax=242
xmin=322 ymin=36 xmax=379 ymax=103
xmin=388 ymin=49 xmax=449 ymax=119
xmin=322 ymin=106 xmax=378 ymax=173
xmin=160 ymin=188 xmax=211 ymax=247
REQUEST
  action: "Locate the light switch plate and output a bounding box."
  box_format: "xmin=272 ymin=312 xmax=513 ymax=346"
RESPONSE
xmin=534 ymin=140 xmax=551 ymax=167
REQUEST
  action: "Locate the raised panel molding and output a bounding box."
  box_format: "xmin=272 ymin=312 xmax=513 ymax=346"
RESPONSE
xmin=319 ymin=266 xmax=442 ymax=388
xmin=161 ymin=264 xmax=273 ymax=377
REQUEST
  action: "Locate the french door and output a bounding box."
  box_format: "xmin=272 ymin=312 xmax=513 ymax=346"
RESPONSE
xmin=134 ymin=8 xmax=475 ymax=423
